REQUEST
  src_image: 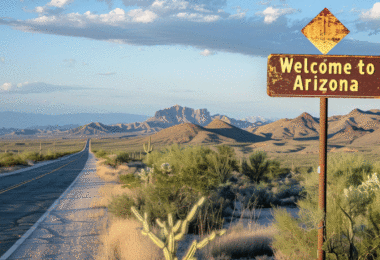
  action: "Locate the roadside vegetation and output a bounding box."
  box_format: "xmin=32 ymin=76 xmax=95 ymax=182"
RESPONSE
xmin=90 ymin=140 xmax=380 ymax=260
xmin=0 ymin=139 xmax=86 ymax=169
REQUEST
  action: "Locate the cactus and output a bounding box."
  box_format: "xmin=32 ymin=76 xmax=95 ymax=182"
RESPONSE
xmin=131 ymin=196 xmax=227 ymax=260
xmin=143 ymin=136 xmax=153 ymax=159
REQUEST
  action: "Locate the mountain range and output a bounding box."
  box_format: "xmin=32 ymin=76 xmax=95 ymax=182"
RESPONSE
xmin=0 ymin=105 xmax=272 ymax=137
xmin=2 ymin=105 xmax=380 ymax=147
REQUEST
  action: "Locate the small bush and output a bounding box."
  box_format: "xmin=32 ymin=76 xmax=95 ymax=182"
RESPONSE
xmin=95 ymin=149 xmax=108 ymax=158
xmin=0 ymin=152 xmax=14 ymax=158
xmin=241 ymin=151 xmax=288 ymax=184
xmin=107 ymin=194 xmax=137 ymax=219
xmin=119 ymin=174 xmax=142 ymax=189
xmin=0 ymin=154 xmax=26 ymax=167
xmin=115 ymin=152 xmax=130 ymax=165
xmin=21 ymin=151 xmax=41 ymax=162
xmin=43 ymin=150 xmax=56 ymax=161
xmin=271 ymin=205 xmax=318 ymax=260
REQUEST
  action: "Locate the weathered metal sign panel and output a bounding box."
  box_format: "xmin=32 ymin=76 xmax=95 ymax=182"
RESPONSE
xmin=267 ymin=54 xmax=380 ymax=98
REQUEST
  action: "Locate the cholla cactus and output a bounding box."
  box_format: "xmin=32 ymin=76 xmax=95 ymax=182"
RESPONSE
xmin=161 ymin=163 xmax=172 ymax=172
xmin=131 ymin=196 xmax=227 ymax=260
xmin=343 ymin=173 xmax=380 ymax=202
xmin=137 ymin=167 xmax=155 ymax=187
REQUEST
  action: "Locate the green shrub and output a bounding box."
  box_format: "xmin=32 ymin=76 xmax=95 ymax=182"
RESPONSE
xmin=271 ymin=205 xmax=318 ymax=259
xmin=115 ymin=152 xmax=130 ymax=164
xmin=21 ymin=151 xmax=41 ymax=162
xmin=0 ymin=152 xmax=14 ymax=158
xmin=143 ymin=144 xmax=223 ymax=194
xmin=123 ymin=143 xmax=237 ymax=235
xmin=107 ymin=194 xmax=137 ymax=219
xmin=206 ymin=145 xmax=240 ymax=184
xmin=271 ymin=152 xmax=380 ymax=260
xmin=241 ymin=151 xmax=288 ymax=184
xmin=43 ymin=150 xmax=56 ymax=161
xmin=119 ymin=174 xmax=142 ymax=189
xmin=95 ymin=149 xmax=108 ymax=158
xmin=0 ymin=154 xmax=26 ymax=167
xmin=103 ymin=158 xmax=117 ymax=168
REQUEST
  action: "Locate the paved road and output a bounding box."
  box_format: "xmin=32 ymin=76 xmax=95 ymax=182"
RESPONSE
xmin=0 ymin=139 xmax=90 ymax=257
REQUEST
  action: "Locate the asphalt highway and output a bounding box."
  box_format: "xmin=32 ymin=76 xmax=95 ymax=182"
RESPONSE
xmin=0 ymin=139 xmax=89 ymax=257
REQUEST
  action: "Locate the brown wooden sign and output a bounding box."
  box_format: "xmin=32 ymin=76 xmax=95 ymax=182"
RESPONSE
xmin=267 ymin=54 xmax=380 ymax=98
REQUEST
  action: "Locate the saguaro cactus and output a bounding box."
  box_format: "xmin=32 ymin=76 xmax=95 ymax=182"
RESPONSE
xmin=143 ymin=136 xmax=153 ymax=159
xmin=131 ymin=197 xmax=227 ymax=260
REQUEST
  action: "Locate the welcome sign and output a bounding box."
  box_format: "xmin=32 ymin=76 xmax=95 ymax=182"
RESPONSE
xmin=267 ymin=54 xmax=380 ymax=98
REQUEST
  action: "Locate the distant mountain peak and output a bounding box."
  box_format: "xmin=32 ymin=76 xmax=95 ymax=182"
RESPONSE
xmin=350 ymin=108 xmax=364 ymax=114
xmin=298 ymin=112 xmax=315 ymax=120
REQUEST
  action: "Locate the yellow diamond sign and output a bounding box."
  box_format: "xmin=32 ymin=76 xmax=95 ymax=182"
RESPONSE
xmin=301 ymin=8 xmax=350 ymax=54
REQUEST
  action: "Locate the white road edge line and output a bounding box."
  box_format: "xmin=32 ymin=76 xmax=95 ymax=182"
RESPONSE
xmin=0 ymin=141 xmax=92 ymax=260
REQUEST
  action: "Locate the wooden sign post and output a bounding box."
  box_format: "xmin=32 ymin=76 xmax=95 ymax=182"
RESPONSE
xmin=266 ymin=8 xmax=354 ymax=260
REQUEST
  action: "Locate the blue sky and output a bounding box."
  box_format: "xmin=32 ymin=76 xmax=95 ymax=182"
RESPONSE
xmin=2 ymin=0 xmax=380 ymax=121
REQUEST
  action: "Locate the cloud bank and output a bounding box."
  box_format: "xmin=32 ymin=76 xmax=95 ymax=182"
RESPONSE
xmin=2 ymin=1 xmax=380 ymax=59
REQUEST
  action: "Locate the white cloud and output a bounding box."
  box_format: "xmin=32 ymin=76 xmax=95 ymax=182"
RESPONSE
xmin=256 ymin=6 xmax=297 ymax=24
xmin=47 ymin=0 xmax=74 ymax=8
xmin=152 ymin=0 xmax=165 ymax=8
xmin=360 ymin=3 xmax=380 ymax=20
xmin=99 ymin=8 xmax=126 ymax=23
xmin=17 ymin=81 xmax=28 ymax=88
xmin=128 ymin=8 xmax=158 ymax=23
xmin=1 ymin=83 xmax=13 ymax=91
xmin=193 ymin=4 xmax=211 ymax=13
xmin=355 ymin=3 xmax=380 ymax=35
xmin=229 ymin=6 xmax=247 ymax=19
xmin=27 ymin=0 xmax=73 ymax=15
xmin=151 ymin=0 xmax=188 ymax=11
xmin=15 ymin=7 xmax=158 ymax=31
xmin=35 ymin=6 xmax=46 ymax=13
xmin=230 ymin=12 xmax=245 ymax=19
xmin=176 ymin=12 xmax=220 ymax=22
xmin=4 ymin=1 xmax=380 ymax=58
xmin=200 ymin=49 xmax=216 ymax=56
xmin=108 ymin=39 xmax=127 ymax=44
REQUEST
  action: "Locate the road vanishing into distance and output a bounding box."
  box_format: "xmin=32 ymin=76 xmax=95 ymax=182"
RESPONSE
xmin=0 ymin=139 xmax=90 ymax=257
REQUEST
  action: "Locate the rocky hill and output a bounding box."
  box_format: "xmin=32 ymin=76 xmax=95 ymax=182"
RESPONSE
xmin=249 ymin=108 xmax=380 ymax=145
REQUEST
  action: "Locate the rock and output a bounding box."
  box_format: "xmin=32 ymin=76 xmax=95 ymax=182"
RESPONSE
xmin=26 ymin=160 xmax=34 ymax=166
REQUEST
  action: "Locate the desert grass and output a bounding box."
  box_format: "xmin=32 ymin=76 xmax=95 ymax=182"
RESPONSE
xmin=90 ymin=159 xmax=139 ymax=209
xmin=197 ymin=220 xmax=278 ymax=260
xmin=89 ymin=156 xmax=283 ymax=260
xmin=0 ymin=138 xmax=86 ymax=169
xmin=91 ymin=136 xmax=380 ymax=176
xmin=0 ymin=138 xmax=85 ymax=154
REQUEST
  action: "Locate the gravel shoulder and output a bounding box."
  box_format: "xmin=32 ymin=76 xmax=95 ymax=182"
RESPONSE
xmin=1 ymin=150 xmax=109 ymax=260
